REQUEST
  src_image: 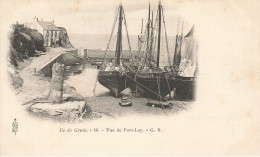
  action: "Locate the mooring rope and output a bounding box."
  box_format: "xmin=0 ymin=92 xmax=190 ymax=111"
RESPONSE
xmin=161 ymin=6 xmax=171 ymax=67
xmin=125 ymin=72 xmax=127 ymax=89
xmin=125 ymin=72 xmax=167 ymax=101
xmin=93 ymin=7 xmax=119 ymax=94
xmin=165 ymin=73 xmax=172 ymax=99
xmin=122 ymin=9 xmax=133 ymax=59
xmin=101 ymin=7 xmax=119 ymax=68
xmin=156 ymin=71 xmax=166 ymax=113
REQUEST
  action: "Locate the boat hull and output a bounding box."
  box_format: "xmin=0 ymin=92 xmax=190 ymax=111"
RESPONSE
xmin=173 ymin=76 xmax=196 ymax=100
xmin=134 ymin=72 xmax=174 ymax=100
xmin=98 ymin=71 xmax=130 ymax=97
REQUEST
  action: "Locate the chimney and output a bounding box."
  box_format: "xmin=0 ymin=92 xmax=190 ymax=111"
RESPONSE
xmin=52 ymin=20 xmax=54 ymax=24
xmin=33 ymin=16 xmax=38 ymax=22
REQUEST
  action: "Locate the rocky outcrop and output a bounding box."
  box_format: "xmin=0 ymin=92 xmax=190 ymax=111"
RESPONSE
xmin=8 ymin=65 xmax=23 ymax=89
xmin=9 ymin=23 xmax=46 ymax=67
xmin=27 ymin=29 xmax=46 ymax=51
xmin=9 ymin=24 xmax=73 ymax=67
xmin=58 ymin=27 xmax=74 ymax=48
xmin=29 ymin=101 xmax=92 ymax=122
xmin=9 ymin=47 xmax=23 ymax=67
xmin=8 ymin=24 xmax=46 ymax=89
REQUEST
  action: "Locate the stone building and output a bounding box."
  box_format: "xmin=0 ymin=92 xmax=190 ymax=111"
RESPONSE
xmin=25 ymin=16 xmax=60 ymax=47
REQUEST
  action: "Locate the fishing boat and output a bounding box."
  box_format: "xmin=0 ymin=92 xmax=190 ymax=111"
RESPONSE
xmin=170 ymin=25 xmax=198 ymax=100
xmin=97 ymin=4 xmax=133 ymax=97
xmin=132 ymin=2 xmax=174 ymax=100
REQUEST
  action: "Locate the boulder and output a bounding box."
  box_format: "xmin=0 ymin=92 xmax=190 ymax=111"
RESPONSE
xmin=29 ymin=101 xmax=91 ymax=122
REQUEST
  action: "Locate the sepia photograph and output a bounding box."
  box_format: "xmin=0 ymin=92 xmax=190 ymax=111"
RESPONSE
xmin=0 ymin=0 xmax=259 ymax=156
xmin=6 ymin=0 xmax=198 ymax=122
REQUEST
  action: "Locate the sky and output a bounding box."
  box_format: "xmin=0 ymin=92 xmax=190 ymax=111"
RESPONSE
xmin=3 ymin=0 xmax=196 ymax=36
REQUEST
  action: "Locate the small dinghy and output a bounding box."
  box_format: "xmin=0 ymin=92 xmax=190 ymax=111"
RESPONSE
xmin=146 ymin=99 xmax=172 ymax=108
xmin=119 ymin=95 xmax=132 ymax=107
xmin=73 ymin=63 xmax=83 ymax=75
xmin=73 ymin=69 xmax=82 ymax=75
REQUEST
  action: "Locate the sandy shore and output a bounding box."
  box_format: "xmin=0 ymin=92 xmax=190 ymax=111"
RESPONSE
xmin=16 ymin=47 xmax=74 ymax=104
xmin=66 ymin=64 xmax=192 ymax=118
xmin=15 ymin=47 xmax=193 ymax=121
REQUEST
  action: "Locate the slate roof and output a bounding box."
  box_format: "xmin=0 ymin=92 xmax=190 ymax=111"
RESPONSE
xmin=37 ymin=21 xmax=60 ymax=31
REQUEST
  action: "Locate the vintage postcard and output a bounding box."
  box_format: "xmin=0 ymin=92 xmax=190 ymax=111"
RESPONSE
xmin=0 ymin=0 xmax=259 ymax=156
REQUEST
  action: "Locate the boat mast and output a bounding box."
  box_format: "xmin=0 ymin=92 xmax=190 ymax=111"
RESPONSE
xmin=141 ymin=18 xmax=143 ymax=33
xmin=122 ymin=6 xmax=133 ymax=59
xmin=137 ymin=18 xmax=143 ymax=57
xmin=177 ymin=17 xmax=179 ymax=35
xmin=116 ymin=4 xmax=123 ymax=65
xmin=173 ymin=18 xmax=179 ymax=68
xmin=157 ymin=2 xmax=162 ymax=68
xmin=162 ymin=6 xmax=171 ymax=66
xmin=145 ymin=3 xmax=151 ymax=63
xmin=179 ymin=21 xmax=184 ymax=59
xmin=101 ymin=7 xmax=119 ymax=67
xmin=149 ymin=11 xmax=154 ymax=63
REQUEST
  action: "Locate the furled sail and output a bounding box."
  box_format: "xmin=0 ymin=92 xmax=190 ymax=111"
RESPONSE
xmin=178 ymin=25 xmax=198 ymax=77
xmin=173 ymin=34 xmax=182 ymax=72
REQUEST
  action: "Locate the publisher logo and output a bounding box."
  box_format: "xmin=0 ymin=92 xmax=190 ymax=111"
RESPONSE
xmin=12 ymin=118 xmax=18 ymax=135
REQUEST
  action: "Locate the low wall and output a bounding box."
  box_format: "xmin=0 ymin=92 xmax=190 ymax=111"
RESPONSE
xmin=37 ymin=48 xmax=137 ymax=77
xmin=38 ymin=49 xmax=83 ymax=77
